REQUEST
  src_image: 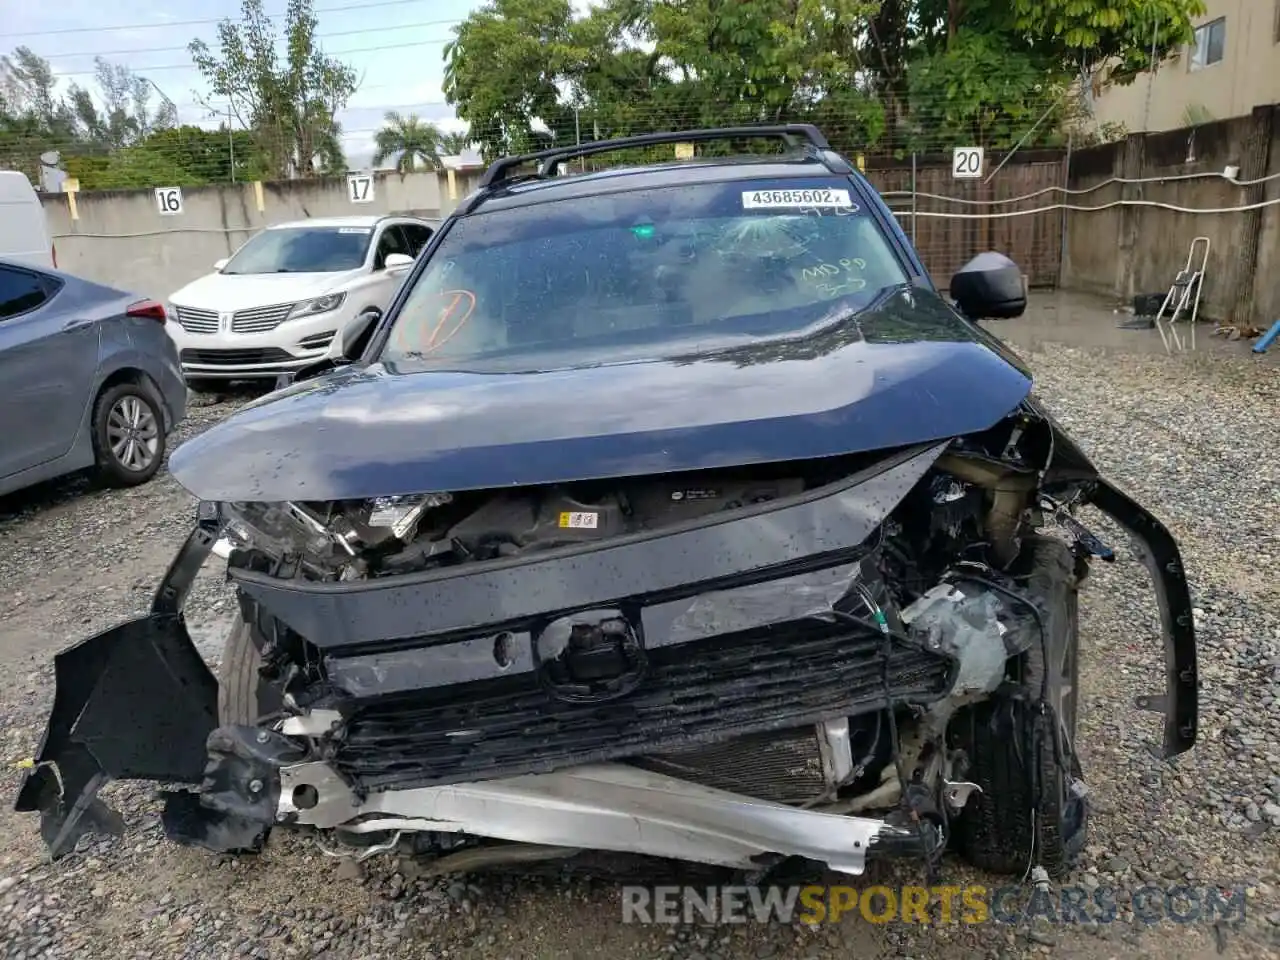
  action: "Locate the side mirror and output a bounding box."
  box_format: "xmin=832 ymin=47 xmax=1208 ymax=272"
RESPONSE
xmin=276 ymin=307 xmax=383 ymax=388
xmin=338 ymin=307 xmax=382 ymax=361
xmin=949 ymin=252 xmax=1026 ymax=320
xmin=384 ymin=253 xmax=414 ymax=272
xmin=213 ymin=258 xmax=229 ymax=271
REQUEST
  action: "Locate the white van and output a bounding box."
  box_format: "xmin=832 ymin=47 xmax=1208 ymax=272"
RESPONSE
xmin=0 ymin=171 xmax=55 ymax=269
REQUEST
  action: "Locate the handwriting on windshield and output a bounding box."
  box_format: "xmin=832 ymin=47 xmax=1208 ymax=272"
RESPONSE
xmin=390 ymin=289 xmax=477 ymax=355
xmin=799 ymin=258 xmax=868 ymax=298
xmin=801 ymin=258 xmax=866 ymax=282
xmin=797 ymin=203 xmax=860 ymax=218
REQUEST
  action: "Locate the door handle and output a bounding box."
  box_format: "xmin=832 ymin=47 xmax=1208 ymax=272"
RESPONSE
xmin=63 ymin=317 xmax=93 ymax=330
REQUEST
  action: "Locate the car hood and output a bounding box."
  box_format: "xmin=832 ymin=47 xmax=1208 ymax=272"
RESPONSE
xmin=168 ymin=269 xmax=360 ymax=310
xmin=169 ymin=287 xmax=1035 ymax=502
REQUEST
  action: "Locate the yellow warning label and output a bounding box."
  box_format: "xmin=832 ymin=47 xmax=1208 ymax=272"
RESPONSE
xmin=558 ymin=511 xmax=599 ymax=529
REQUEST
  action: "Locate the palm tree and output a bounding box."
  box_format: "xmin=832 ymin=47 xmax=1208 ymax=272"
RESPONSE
xmin=371 ymin=111 xmax=443 ymax=172
xmin=438 ymin=129 xmax=473 ymax=156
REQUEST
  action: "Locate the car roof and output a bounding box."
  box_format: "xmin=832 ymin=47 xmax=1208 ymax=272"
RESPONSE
xmin=467 ymin=154 xmax=855 ymax=216
xmin=265 ymin=214 xmax=438 ymax=230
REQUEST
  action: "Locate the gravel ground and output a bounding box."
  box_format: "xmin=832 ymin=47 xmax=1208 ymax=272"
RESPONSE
xmin=1 ymin=331 xmax=1278 ymax=960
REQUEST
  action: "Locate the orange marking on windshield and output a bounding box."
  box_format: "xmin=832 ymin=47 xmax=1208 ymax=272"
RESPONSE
xmin=419 ymin=289 xmax=477 ymax=353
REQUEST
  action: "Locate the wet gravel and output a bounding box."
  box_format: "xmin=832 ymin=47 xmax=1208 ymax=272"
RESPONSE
xmin=1 ymin=313 xmax=1279 ymax=960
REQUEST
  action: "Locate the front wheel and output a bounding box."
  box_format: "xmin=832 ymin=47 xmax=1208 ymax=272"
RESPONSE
xmin=92 ymin=381 xmax=166 ymax=487
xmin=217 ymin=614 xmax=281 ymax=725
xmin=951 ymin=537 xmax=1088 ymax=879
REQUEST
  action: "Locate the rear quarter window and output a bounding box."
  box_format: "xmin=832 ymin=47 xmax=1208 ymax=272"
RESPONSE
xmin=0 ymin=265 xmax=58 ymax=320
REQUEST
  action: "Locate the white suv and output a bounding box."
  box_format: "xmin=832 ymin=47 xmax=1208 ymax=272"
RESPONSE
xmin=166 ymin=215 xmax=437 ymax=385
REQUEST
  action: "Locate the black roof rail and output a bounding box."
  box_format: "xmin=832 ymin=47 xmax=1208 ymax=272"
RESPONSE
xmin=476 ymin=124 xmax=833 ymax=190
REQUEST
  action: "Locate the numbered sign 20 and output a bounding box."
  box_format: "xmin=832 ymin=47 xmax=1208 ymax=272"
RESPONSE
xmin=347 ymin=174 xmax=374 ymax=204
xmin=155 ymin=186 xmax=184 ymax=216
xmin=952 ymin=147 xmax=984 ymax=179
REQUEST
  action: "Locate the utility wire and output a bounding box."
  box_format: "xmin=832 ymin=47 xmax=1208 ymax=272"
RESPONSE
xmin=42 ymin=24 xmax=455 ymax=62
xmin=48 ymin=37 xmax=456 ymax=79
xmin=0 ymin=1 xmax=459 ymax=40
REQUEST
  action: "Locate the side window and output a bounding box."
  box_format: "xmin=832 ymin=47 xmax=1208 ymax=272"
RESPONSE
xmin=402 ymin=224 xmax=435 ymax=256
xmin=373 ymin=226 xmax=410 ymax=270
xmin=0 ymin=266 xmax=54 ymax=320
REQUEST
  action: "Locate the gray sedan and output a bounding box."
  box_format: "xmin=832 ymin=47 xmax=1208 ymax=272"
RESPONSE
xmin=0 ymin=258 xmax=188 ymax=497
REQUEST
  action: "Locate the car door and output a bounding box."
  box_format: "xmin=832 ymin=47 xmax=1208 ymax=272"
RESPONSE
xmin=341 ymin=224 xmax=412 ymax=313
xmin=0 ymin=265 xmax=101 ymax=479
xmin=400 ymin=222 xmax=435 ymax=258
xmin=369 ymin=224 xmax=415 ymax=307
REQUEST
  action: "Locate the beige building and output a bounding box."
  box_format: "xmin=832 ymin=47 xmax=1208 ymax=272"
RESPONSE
xmin=1087 ymin=0 xmax=1280 ymax=133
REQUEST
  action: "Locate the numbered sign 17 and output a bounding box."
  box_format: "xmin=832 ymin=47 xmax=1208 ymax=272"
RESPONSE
xmin=951 ymin=147 xmax=984 ymax=179
xmin=155 ymin=186 xmax=184 ymax=216
xmin=347 ymin=175 xmax=375 ymax=204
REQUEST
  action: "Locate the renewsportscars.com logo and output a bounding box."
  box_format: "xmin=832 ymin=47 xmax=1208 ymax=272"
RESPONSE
xmin=621 ymin=884 xmax=1249 ymax=926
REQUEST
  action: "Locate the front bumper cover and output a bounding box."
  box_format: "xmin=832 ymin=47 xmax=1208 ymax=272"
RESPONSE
xmin=14 ymin=449 xmax=1199 ymax=867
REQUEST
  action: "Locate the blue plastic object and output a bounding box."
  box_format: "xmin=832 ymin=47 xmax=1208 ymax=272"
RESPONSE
xmin=1254 ymin=318 xmax=1280 ymax=354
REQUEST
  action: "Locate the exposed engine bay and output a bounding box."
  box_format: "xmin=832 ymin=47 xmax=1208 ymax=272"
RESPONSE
xmin=217 ymin=473 xmax=820 ymax=580
xmin=15 ymin=408 xmax=1199 ymax=884
xmin=190 ymin=413 xmax=1088 ymax=871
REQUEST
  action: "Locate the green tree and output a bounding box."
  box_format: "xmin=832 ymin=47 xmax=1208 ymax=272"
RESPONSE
xmin=371 ymin=112 xmax=445 ymax=171
xmin=438 ymin=129 xmax=474 ymax=155
xmin=0 ymin=47 xmax=176 ymax=182
xmin=443 ymin=0 xmax=1207 ymax=159
xmin=188 ymin=0 xmax=357 ymax=178
xmin=64 ymin=58 xmax=178 ymax=150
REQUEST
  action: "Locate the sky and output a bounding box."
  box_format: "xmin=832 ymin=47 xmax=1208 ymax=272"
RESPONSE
xmin=2 ymin=0 xmax=596 ymax=167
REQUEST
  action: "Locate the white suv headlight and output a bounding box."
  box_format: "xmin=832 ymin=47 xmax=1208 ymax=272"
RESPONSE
xmin=289 ymin=293 xmax=346 ymax=319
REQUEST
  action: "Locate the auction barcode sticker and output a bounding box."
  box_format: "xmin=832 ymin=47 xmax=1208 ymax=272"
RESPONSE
xmin=558 ymin=511 xmax=599 ymax=529
xmin=742 ymin=188 xmax=854 ymax=209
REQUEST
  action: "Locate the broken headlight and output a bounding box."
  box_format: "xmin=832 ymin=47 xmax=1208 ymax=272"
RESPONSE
xmin=366 ymin=491 xmax=453 ymax=539
xmin=211 ymin=501 xmax=353 ymax=565
xmin=203 ymin=492 xmax=454 ymax=575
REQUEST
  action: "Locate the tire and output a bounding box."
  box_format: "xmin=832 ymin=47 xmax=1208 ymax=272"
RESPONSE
xmin=952 ymin=537 xmax=1088 ymax=879
xmin=218 ymin=614 xmax=281 ymax=725
xmin=92 ymin=380 xmax=166 ymax=487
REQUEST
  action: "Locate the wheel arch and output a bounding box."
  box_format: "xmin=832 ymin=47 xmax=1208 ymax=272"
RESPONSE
xmin=94 ymin=366 xmax=170 ymax=430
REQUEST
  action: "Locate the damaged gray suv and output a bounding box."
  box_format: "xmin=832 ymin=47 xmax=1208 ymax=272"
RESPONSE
xmin=17 ymin=126 xmax=1198 ymax=883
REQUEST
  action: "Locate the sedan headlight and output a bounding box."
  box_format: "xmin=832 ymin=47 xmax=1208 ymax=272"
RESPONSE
xmin=289 ymin=293 xmax=346 ymax=320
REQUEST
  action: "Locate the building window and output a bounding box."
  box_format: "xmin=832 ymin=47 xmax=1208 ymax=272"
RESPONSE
xmin=1190 ymin=17 xmax=1226 ymax=69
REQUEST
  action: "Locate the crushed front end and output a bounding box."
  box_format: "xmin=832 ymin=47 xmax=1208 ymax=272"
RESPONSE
xmin=16 ymin=409 xmax=1198 ymax=879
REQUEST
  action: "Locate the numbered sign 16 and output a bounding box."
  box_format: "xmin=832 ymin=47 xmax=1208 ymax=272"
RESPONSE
xmin=155 ymin=186 xmax=184 ymax=216
xmin=951 ymin=147 xmax=984 ymax=179
xmin=347 ymin=174 xmax=374 ymax=204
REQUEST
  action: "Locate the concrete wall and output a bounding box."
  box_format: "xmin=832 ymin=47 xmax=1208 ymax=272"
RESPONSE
xmin=1090 ymin=0 xmax=1280 ymax=133
xmin=40 ymin=170 xmax=478 ymax=299
xmin=1062 ymin=105 xmax=1280 ymax=327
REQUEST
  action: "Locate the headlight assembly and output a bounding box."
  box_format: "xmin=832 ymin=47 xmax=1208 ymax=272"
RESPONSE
xmin=289 ymin=293 xmax=346 ymax=320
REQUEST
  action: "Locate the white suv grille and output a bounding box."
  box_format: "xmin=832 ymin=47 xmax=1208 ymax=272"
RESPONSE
xmin=174 ymin=306 xmax=218 ymax=334
xmin=231 ymin=302 xmax=297 ymax=333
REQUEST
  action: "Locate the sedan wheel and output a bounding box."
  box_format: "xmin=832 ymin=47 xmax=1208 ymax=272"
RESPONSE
xmin=107 ymin=396 xmax=160 ymax=472
xmin=92 ymin=382 xmax=167 ymax=487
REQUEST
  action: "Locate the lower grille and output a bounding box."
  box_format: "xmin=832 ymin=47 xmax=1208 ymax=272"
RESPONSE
xmin=180 ymin=347 xmax=295 ymax=366
xmin=631 ymin=728 xmax=829 ymax=804
xmin=332 ymin=621 xmax=953 ymax=792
